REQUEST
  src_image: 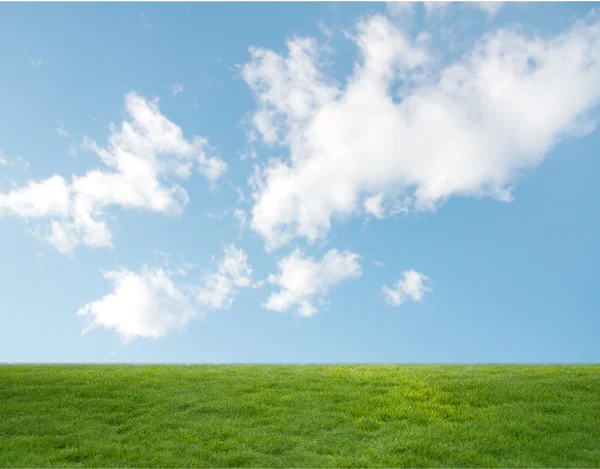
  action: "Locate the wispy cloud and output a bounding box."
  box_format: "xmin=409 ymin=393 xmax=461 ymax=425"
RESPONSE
xmin=140 ymin=13 xmax=152 ymax=29
xmin=170 ymin=82 xmax=184 ymax=97
xmin=0 ymin=148 xmax=29 ymax=170
xmin=478 ymin=2 xmax=503 ymax=18
xmin=233 ymin=208 xmax=247 ymax=232
xmin=56 ymin=125 xmax=69 ymax=138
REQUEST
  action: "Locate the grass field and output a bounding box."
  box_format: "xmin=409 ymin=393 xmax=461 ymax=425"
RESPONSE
xmin=1 ymin=365 xmax=599 ymax=467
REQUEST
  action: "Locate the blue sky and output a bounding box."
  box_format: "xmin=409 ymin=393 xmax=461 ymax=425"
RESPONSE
xmin=1 ymin=2 xmax=599 ymax=363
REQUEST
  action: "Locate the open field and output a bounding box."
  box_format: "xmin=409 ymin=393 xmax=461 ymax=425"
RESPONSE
xmin=1 ymin=365 xmax=599 ymax=467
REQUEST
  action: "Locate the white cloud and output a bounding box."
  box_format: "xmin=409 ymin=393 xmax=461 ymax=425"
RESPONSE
xmin=56 ymin=126 xmax=69 ymax=138
xmin=373 ymin=259 xmax=385 ymax=267
xmin=364 ymin=193 xmax=386 ymax=219
xmin=386 ymin=2 xmax=415 ymax=18
xmin=477 ymin=2 xmax=503 ymax=18
xmin=78 ymin=245 xmax=254 ymax=342
xmin=243 ymin=11 xmax=600 ymax=250
xmin=239 ymin=148 xmax=258 ymax=161
xmin=425 ymin=2 xmax=502 ymax=22
xmin=425 ymin=1 xmax=503 ymax=18
xmin=193 ymin=244 xmax=255 ymax=309
xmin=68 ymin=143 xmax=79 ymax=159
xmin=424 ymin=2 xmax=449 ymax=17
xmin=386 ymin=2 xmax=417 ymax=31
xmin=0 ymin=175 xmax=71 ymax=219
xmin=0 ymin=92 xmax=226 ymax=255
xmin=241 ymin=36 xmax=340 ymax=147
xmin=383 ymin=269 xmax=431 ymax=306
xmin=0 ymin=152 xmax=30 ymax=170
xmin=46 ymin=219 xmax=79 ymax=256
xmin=29 ymin=58 xmax=42 ymax=67
xmin=77 ymin=267 xmax=194 ymax=342
xmin=233 ymin=208 xmax=248 ymax=231
xmin=263 ymin=249 xmax=361 ymax=317
xmin=233 ymin=185 xmax=246 ymax=203
xmin=170 ymin=82 xmax=184 ymax=97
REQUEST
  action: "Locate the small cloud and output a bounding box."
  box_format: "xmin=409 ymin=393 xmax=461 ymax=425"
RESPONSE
xmin=373 ymin=260 xmax=385 ymax=267
xmin=233 ymin=208 xmax=247 ymax=231
xmin=263 ymin=249 xmax=362 ymax=317
xmin=386 ymin=2 xmax=417 ymax=31
xmin=477 ymin=2 xmax=503 ymax=17
xmin=233 ymin=185 xmax=246 ymax=203
xmin=317 ymin=21 xmax=336 ymax=55
xmin=56 ymin=125 xmax=69 ymax=138
xmin=240 ymin=148 xmax=258 ymax=161
xmin=383 ymin=270 xmax=431 ymax=307
xmin=0 ymin=148 xmax=28 ymax=169
xmin=170 ymin=82 xmax=184 ymax=97
xmin=77 ymin=245 xmax=255 ymax=342
xmin=68 ymin=143 xmax=79 ymax=159
xmin=318 ymin=22 xmax=334 ymax=40
xmin=194 ymin=244 xmax=256 ymax=309
xmin=423 ymin=1 xmax=449 ymax=17
xmin=29 ymin=58 xmax=42 ymax=67
xmin=152 ymin=250 xmax=172 ymax=267
xmin=140 ymin=13 xmax=152 ymax=29
xmin=206 ymin=211 xmax=225 ymax=220
xmin=15 ymin=155 xmax=30 ymax=170
xmin=386 ymin=2 xmax=415 ymax=19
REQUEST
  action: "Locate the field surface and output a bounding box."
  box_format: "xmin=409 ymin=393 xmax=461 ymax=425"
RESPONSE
xmin=1 ymin=365 xmax=599 ymax=467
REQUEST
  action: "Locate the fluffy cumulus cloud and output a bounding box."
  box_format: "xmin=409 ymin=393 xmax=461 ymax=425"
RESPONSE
xmin=77 ymin=244 xmax=253 ymax=342
xmin=243 ymin=10 xmax=600 ymax=249
xmin=383 ymin=269 xmax=431 ymax=306
xmin=0 ymin=176 xmax=70 ymax=219
xmin=0 ymin=92 xmax=226 ymax=255
xmin=263 ymin=249 xmax=361 ymax=317
xmin=77 ymin=267 xmax=195 ymax=342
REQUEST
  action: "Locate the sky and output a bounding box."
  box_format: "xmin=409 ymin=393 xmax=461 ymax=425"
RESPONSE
xmin=1 ymin=1 xmax=599 ymax=363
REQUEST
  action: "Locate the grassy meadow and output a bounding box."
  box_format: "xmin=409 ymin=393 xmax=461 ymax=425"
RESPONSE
xmin=1 ymin=364 xmax=599 ymax=467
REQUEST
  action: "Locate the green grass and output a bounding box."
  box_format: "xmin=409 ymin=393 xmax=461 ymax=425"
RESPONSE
xmin=1 ymin=365 xmax=599 ymax=467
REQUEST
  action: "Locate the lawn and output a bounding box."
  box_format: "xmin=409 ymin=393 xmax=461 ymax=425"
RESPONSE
xmin=1 ymin=365 xmax=599 ymax=467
